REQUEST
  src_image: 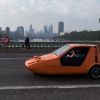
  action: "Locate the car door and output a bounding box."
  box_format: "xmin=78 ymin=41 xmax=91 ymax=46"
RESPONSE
xmin=60 ymin=47 xmax=90 ymax=74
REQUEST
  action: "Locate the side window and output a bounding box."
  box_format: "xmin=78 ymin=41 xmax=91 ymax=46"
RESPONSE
xmin=60 ymin=47 xmax=89 ymax=66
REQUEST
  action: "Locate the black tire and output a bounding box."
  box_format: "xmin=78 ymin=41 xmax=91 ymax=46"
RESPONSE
xmin=89 ymin=66 xmax=100 ymax=79
xmin=33 ymin=73 xmax=41 ymax=76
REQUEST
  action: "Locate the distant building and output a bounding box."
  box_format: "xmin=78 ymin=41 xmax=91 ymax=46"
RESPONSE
xmin=10 ymin=31 xmax=16 ymax=40
xmin=28 ymin=25 xmax=35 ymax=39
xmin=40 ymin=30 xmax=43 ymax=34
xmin=48 ymin=24 xmax=53 ymax=34
xmin=44 ymin=25 xmax=48 ymax=34
xmin=0 ymin=27 xmax=2 ymax=38
xmin=25 ymin=31 xmax=28 ymax=37
xmin=0 ymin=27 xmax=2 ymax=32
xmin=58 ymin=21 xmax=64 ymax=35
xmin=16 ymin=26 xmax=24 ymax=39
xmin=5 ymin=27 xmax=10 ymax=37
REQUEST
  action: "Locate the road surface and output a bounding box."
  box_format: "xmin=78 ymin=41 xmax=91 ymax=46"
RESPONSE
xmin=0 ymin=54 xmax=100 ymax=100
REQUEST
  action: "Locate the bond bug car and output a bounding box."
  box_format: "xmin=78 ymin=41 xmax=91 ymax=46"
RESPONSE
xmin=25 ymin=44 xmax=100 ymax=79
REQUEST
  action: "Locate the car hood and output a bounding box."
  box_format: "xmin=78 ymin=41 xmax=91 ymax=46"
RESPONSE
xmin=26 ymin=53 xmax=58 ymax=65
xmin=38 ymin=53 xmax=58 ymax=60
xmin=25 ymin=53 xmax=59 ymax=69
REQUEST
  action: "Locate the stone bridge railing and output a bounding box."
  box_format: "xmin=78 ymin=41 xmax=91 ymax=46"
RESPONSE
xmin=0 ymin=41 xmax=100 ymax=48
xmin=0 ymin=41 xmax=100 ymax=54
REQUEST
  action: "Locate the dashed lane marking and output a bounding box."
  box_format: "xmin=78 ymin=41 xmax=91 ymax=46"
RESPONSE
xmin=0 ymin=85 xmax=100 ymax=90
xmin=0 ymin=58 xmax=27 ymax=60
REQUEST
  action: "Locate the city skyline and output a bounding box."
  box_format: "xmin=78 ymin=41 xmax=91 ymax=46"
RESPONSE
xmin=0 ymin=24 xmax=55 ymax=34
xmin=0 ymin=21 xmax=63 ymax=34
xmin=0 ymin=23 xmax=60 ymax=40
xmin=0 ymin=0 xmax=100 ymax=32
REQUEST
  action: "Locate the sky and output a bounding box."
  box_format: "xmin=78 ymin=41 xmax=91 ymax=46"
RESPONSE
xmin=0 ymin=0 xmax=100 ymax=33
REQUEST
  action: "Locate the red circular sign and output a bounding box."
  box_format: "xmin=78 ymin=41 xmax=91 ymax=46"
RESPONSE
xmin=2 ymin=36 xmax=9 ymax=44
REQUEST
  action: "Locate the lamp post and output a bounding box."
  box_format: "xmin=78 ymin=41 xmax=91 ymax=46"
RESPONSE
xmin=98 ymin=18 xmax=100 ymax=48
xmin=97 ymin=18 xmax=100 ymax=41
xmin=99 ymin=18 xmax=100 ymax=41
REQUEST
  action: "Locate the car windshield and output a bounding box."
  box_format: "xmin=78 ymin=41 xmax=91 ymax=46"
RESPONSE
xmin=52 ymin=44 xmax=70 ymax=56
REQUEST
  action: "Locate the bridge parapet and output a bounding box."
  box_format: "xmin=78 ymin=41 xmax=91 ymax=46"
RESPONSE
xmin=0 ymin=41 xmax=100 ymax=54
xmin=0 ymin=41 xmax=100 ymax=48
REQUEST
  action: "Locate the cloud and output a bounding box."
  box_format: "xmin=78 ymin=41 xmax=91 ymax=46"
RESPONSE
xmin=0 ymin=0 xmax=100 ymax=32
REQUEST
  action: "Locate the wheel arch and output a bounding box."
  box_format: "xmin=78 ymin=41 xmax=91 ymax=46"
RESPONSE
xmin=88 ymin=63 xmax=100 ymax=73
xmin=88 ymin=64 xmax=100 ymax=79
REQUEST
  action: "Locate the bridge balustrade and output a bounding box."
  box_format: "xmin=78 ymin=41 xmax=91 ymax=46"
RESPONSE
xmin=0 ymin=41 xmax=100 ymax=48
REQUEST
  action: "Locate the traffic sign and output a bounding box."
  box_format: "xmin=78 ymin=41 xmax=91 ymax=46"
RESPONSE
xmin=2 ymin=36 xmax=9 ymax=44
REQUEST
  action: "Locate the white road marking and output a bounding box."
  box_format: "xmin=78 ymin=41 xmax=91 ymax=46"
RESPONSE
xmin=0 ymin=84 xmax=100 ymax=90
xmin=0 ymin=58 xmax=27 ymax=60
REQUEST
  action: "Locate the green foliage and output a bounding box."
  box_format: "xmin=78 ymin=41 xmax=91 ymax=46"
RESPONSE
xmin=57 ymin=30 xmax=100 ymax=41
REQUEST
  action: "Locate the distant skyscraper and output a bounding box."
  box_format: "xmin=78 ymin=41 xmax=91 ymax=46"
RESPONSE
xmin=16 ymin=26 xmax=24 ymax=39
xmin=28 ymin=25 xmax=35 ymax=39
xmin=0 ymin=27 xmax=2 ymax=38
xmin=44 ymin=25 xmax=48 ymax=34
xmin=49 ymin=24 xmax=53 ymax=34
xmin=0 ymin=27 xmax=2 ymax=32
xmin=58 ymin=21 xmax=64 ymax=34
xmin=40 ymin=30 xmax=43 ymax=34
xmin=30 ymin=25 xmax=33 ymax=30
xmin=5 ymin=27 xmax=10 ymax=37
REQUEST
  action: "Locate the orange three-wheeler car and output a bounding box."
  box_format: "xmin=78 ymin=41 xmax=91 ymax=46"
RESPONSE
xmin=25 ymin=44 xmax=100 ymax=79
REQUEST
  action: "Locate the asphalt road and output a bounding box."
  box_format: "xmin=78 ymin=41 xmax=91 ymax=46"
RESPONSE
xmin=0 ymin=54 xmax=100 ymax=100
